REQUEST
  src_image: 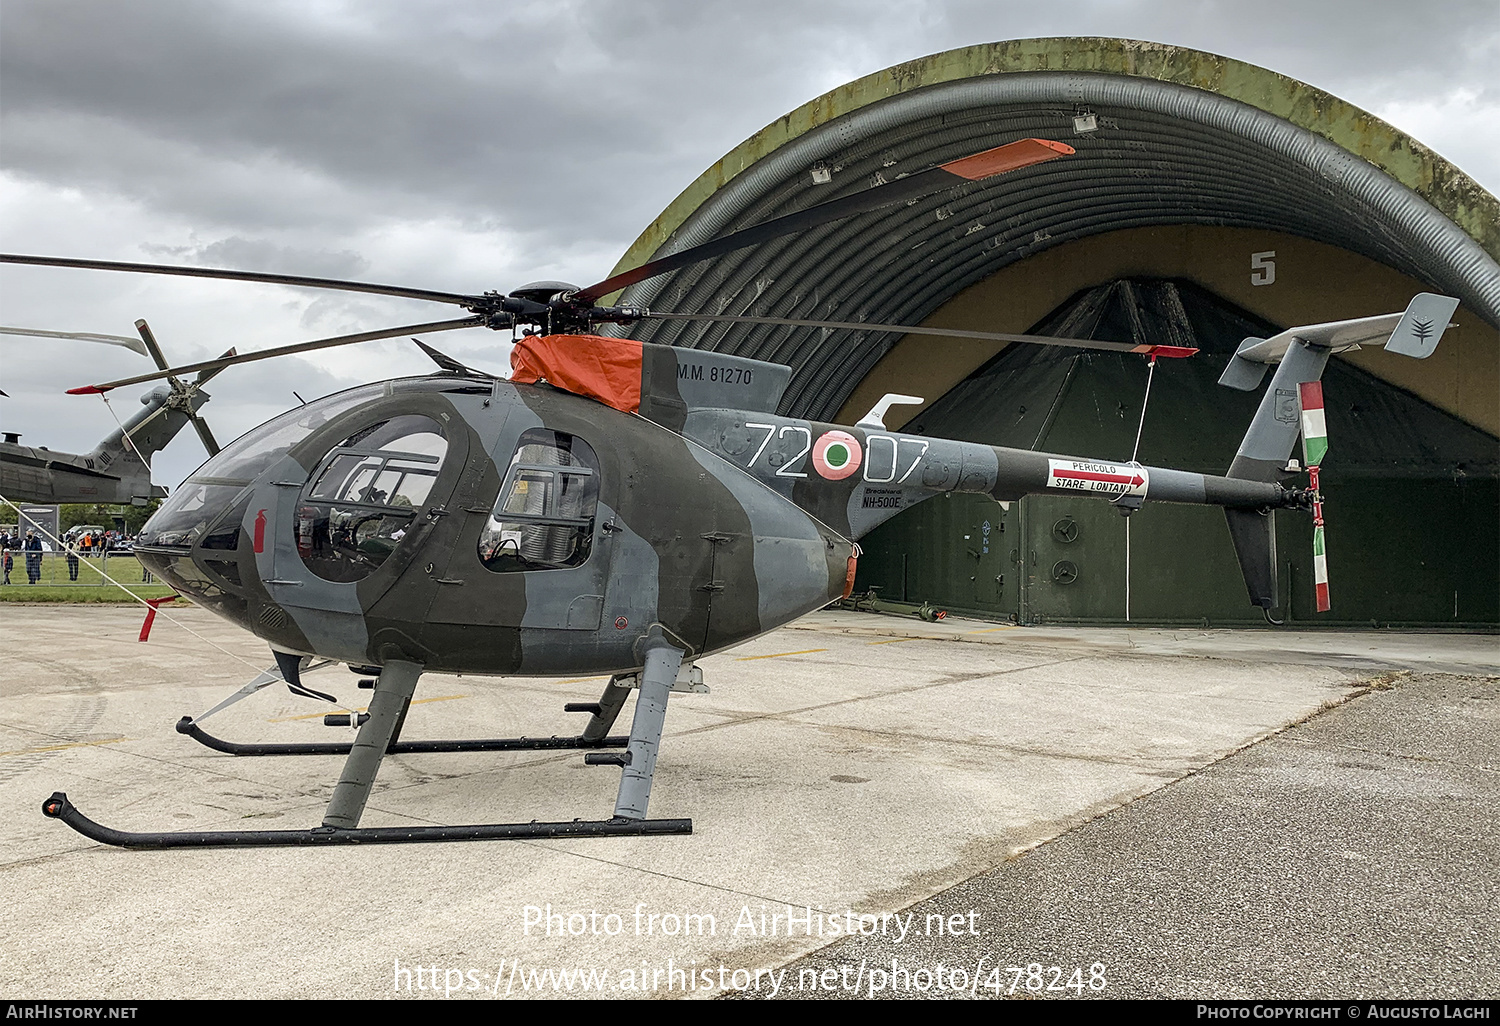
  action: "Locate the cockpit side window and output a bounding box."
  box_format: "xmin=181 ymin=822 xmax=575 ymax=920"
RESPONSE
xmin=297 ymin=416 xmax=448 ymax=583
xmin=479 ymin=429 xmax=599 ymax=573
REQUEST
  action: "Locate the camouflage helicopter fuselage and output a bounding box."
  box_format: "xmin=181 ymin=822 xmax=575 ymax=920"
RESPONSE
xmin=135 ymin=338 xmax=1289 ymax=678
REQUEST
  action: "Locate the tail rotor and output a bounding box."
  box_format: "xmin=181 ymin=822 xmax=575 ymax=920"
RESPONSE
xmin=1298 ymin=381 xmax=1331 ymax=612
xmin=133 ymin=319 xmax=229 ymax=456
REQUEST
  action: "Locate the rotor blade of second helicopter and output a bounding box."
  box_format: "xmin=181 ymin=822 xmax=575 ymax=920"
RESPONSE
xmin=67 ymin=317 xmax=486 ymax=393
xmin=133 ymin=319 xmax=183 ymax=388
xmin=190 ymin=413 xmax=221 ymax=457
xmin=0 ymin=325 xmax=150 ymax=357
xmin=641 ymin=312 xmax=1198 ymax=357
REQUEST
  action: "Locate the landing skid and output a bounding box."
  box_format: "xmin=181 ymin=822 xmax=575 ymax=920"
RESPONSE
xmin=43 ymin=636 xmax=694 ymax=848
xmin=174 ymin=716 xmax=629 ymax=756
xmin=42 ymin=793 xmax=690 ymax=847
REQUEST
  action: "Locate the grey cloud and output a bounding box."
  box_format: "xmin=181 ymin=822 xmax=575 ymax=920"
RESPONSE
xmin=0 ymin=1 xmax=928 ymax=238
xmin=5 ymin=0 xmax=1494 ymax=257
xmin=140 ymin=237 xmax=371 ymax=279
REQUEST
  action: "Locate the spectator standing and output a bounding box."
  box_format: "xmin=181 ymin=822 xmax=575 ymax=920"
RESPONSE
xmin=66 ymin=542 xmax=80 ymax=581
xmin=24 ymin=530 xmax=43 ymax=584
xmin=3 ymin=548 xmax=12 ymax=585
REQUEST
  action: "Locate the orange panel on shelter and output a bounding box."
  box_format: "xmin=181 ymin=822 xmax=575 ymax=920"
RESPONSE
xmin=509 ymin=334 xmax=645 ymax=414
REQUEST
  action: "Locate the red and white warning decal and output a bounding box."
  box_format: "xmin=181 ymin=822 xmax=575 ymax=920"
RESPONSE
xmin=812 ymin=430 xmax=863 ymax=480
xmin=1047 ymin=459 xmax=1149 ymax=497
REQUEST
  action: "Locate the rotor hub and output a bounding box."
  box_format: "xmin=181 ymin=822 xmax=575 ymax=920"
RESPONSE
xmin=510 ymin=281 xmax=582 ymax=304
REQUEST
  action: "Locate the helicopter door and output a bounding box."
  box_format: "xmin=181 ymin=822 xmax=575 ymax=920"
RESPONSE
xmin=277 ymin=413 xmax=464 ymax=611
xmin=426 ymin=427 xmax=607 ymax=630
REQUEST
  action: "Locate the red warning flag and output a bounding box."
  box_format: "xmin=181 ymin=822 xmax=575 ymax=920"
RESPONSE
xmin=139 ymin=595 xmax=179 ymax=642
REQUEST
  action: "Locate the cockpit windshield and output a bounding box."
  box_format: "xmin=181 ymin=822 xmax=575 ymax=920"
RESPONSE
xmin=141 ymin=384 xmax=387 ymax=549
xmin=185 ymin=383 xmax=388 ymax=485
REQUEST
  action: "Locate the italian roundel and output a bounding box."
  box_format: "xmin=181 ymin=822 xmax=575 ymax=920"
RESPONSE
xmin=812 ymin=430 xmax=863 ymax=480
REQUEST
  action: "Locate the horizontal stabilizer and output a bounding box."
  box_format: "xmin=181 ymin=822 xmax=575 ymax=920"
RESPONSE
xmin=1217 ymin=293 xmax=1458 ymax=391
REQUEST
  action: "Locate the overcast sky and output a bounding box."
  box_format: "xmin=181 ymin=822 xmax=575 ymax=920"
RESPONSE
xmin=2 ymin=0 xmax=1497 ymax=491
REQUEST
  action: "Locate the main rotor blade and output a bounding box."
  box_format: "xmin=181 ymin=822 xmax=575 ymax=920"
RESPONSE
xmin=67 ymin=317 xmax=485 ymax=394
xmin=641 ymin=312 xmax=1198 ymax=358
xmin=574 ymin=138 xmax=1075 ymax=304
xmin=0 ymin=325 xmax=150 ymax=357
xmin=1 ymin=254 xmax=485 ymax=308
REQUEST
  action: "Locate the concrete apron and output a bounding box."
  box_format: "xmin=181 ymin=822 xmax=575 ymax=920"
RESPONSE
xmin=0 ymin=604 xmax=1483 ymax=999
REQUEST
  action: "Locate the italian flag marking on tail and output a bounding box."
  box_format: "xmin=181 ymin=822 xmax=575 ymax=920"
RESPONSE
xmin=1298 ymin=381 xmax=1328 ymax=468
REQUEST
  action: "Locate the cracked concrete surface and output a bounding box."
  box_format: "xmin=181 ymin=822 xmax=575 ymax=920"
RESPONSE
xmin=0 ymin=605 xmax=1492 ymax=999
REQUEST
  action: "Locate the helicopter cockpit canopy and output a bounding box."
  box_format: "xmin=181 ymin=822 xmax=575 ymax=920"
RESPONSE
xmin=141 ymin=382 xmax=389 ymax=549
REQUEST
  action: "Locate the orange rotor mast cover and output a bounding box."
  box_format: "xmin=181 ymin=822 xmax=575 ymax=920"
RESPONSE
xmin=509 ymin=334 xmax=645 ymax=414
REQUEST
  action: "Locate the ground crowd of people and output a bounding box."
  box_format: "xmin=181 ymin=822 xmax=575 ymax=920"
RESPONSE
xmin=0 ymin=527 xmax=150 ymax=585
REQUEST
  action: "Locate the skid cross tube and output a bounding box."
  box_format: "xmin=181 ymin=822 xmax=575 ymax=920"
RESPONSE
xmin=41 ymin=793 xmax=691 ymax=848
xmin=175 ymin=717 xmax=629 ymax=756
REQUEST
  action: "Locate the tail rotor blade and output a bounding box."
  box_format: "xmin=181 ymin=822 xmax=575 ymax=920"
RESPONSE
xmin=1311 ymin=517 xmax=1330 ymax=613
xmin=1298 ymin=381 xmax=1331 ymax=612
xmin=1298 ymin=381 xmax=1328 ymax=469
xmin=133 ymin=319 xmax=174 ymax=376
xmin=190 ymin=414 xmax=220 ymax=457
xmin=193 ymin=348 xmax=238 ymax=387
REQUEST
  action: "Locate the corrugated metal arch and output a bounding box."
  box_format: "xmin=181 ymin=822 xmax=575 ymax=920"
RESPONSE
xmin=605 ymin=39 xmax=1500 ymax=423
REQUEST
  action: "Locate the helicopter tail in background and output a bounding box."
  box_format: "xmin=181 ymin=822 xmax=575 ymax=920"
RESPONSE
xmin=1219 ymin=293 xmax=1459 ymax=612
xmin=78 ymin=385 xmax=200 ymax=492
xmin=0 ymin=321 xmax=232 ymax=504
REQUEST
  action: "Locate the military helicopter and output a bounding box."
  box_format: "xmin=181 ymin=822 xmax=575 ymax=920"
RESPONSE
xmin=3 ymin=137 xmax=1457 ymax=849
xmin=0 ymin=320 xmax=231 ymax=504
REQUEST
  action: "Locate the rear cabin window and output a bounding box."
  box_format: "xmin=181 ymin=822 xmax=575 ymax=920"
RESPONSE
xmin=297 ymin=416 xmax=447 ymax=583
xmin=479 ymin=429 xmax=598 ymax=572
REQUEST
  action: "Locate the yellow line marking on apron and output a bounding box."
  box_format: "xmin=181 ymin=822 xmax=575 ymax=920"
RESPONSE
xmin=736 ymin=648 xmax=828 ymax=661
xmin=0 ymin=737 xmax=127 ymax=757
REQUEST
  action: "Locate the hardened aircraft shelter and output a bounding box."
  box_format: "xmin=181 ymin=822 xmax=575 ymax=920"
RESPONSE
xmin=604 ymin=37 xmax=1499 ymax=628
